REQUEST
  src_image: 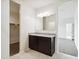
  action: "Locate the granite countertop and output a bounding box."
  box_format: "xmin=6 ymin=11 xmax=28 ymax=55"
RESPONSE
xmin=29 ymin=33 xmax=56 ymax=37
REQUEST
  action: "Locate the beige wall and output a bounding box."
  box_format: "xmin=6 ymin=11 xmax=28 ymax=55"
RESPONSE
xmin=20 ymin=0 xmax=36 ymax=52
xmin=58 ymin=0 xmax=74 ymax=39
xmin=36 ymin=3 xmax=56 ymax=17
xmin=35 ymin=17 xmax=43 ymax=31
xmin=1 ymin=0 xmax=9 ymax=59
xmin=74 ymin=0 xmax=78 ymax=48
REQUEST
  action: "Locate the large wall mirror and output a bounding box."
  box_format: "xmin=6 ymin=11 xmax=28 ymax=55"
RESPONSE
xmin=35 ymin=3 xmax=57 ymax=34
xmin=43 ymin=14 xmax=56 ymax=32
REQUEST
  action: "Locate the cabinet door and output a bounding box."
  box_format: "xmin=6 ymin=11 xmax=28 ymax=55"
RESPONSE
xmin=29 ymin=35 xmax=38 ymax=50
xmin=38 ymin=36 xmax=51 ymax=54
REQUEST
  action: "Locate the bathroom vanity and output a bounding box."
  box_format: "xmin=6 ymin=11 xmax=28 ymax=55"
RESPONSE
xmin=29 ymin=33 xmax=55 ymax=56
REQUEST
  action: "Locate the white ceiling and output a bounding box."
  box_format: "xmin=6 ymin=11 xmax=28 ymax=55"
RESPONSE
xmin=12 ymin=0 xmax=57 ymax=9
xmin=11 ymin=0 xmax=72 ymax=13
xmin=12 ymin=0 xmax=72 ymax=9
xmin=25 ymin=0 xmax=56 ymax=8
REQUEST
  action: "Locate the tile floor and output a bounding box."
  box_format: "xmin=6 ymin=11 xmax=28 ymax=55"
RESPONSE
xmin=10 ymin=50 xmax=78 ymax=59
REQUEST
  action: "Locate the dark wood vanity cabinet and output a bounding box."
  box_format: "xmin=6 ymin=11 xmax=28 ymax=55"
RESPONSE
xmin=29 ymin=35 xmax=55 ymax=56
xmin=29 ymin=36 xmax=38 ymax=51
